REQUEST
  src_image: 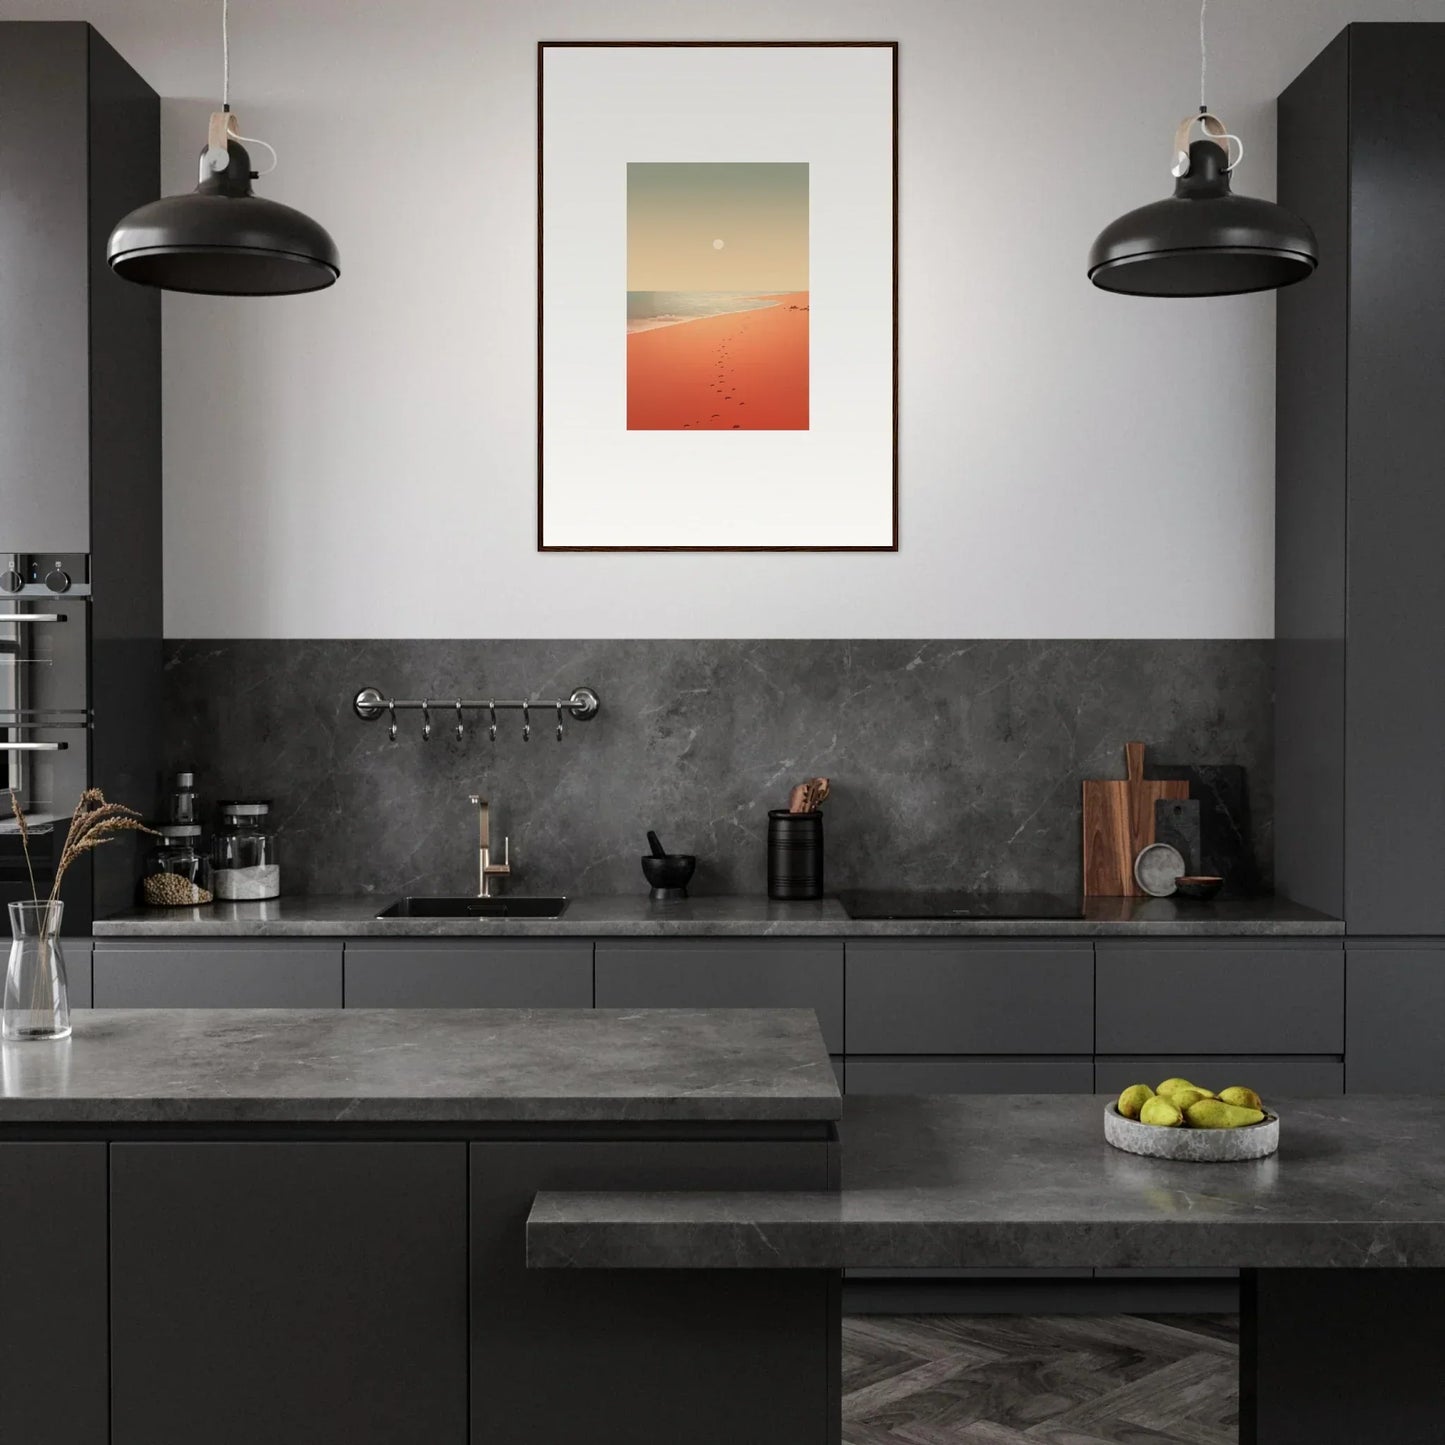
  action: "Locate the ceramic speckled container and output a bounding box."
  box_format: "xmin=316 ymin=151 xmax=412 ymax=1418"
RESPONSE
xmin=1104 ymin=1102 xmax=1280 ymax=1161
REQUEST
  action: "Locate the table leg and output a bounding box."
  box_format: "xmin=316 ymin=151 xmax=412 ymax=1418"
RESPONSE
xmin=1241 ymin=1268 xmax=1445 ymax=1444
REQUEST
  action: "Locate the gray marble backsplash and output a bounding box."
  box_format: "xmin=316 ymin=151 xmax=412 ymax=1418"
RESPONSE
xmin=161 ymin=640 xmax=1273 ymax=900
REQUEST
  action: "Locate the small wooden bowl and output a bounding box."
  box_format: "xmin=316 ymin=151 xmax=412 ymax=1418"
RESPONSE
xmin=1173 ymin=875 xmax=1224 ymax=901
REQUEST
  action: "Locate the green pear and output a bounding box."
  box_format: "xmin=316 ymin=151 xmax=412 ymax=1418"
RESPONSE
xmin=1117 ymin=1084 xmax=1154 ymax=1119
xmin=1218 ymin=1086 xmax=1264 ymax=1112
xmin=1185 ymin=1099 xmax=1266 ymax=1129
xmin=1140 ymin=1096 xmax=1185 ymax=1127
xmin=1165 ymin=1087 xmax=1212 ymax=1111
xmin=1156 ymin=1077 xmax=1198 ymax=1096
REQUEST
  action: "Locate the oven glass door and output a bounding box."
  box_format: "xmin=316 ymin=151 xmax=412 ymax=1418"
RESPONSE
xmin=0 ymin=600 xmax=90 ymax=921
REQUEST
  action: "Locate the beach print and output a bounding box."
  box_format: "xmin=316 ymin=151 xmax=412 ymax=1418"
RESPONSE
xmin=626 ymin=162 xmax=809 ymax=431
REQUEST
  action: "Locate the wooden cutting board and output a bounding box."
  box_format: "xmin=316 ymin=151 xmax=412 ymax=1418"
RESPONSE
xmin=1082 ymin=742 xmax=1189 ymax=896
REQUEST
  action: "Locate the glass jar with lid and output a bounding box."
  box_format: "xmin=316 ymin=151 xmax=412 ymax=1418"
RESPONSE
xmin=211 ymin=801 xmax=281 ymax=901
xmin=142 ymin=825 xmax=214 ymax=907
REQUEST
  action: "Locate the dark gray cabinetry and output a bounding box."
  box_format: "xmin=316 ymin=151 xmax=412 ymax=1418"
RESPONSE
xmin=0 ymin=1144 xmax=108 ymax=1445
xmin=93 ymin=940 xmax=342 ymax=1006
xmin=0 ymin=22 xmax=157 ymax=548
xmin=63 ymin=938 xmax=92 ymax=1007
xmin=595 ymin=940 xmax=844 ymax=1053
xmin=846 ymin=1058 xmax=1094 ymax=1093
xmin=0 ymin=23 xmax=161 ymax=933
xmin=1277 ymin=26 xmax=1445 ymax=937
xmin=1096 ymin=943 xmax=1344 ymax=1054
xmin=846 ymin=941 xmax=1093 ymax=1055
xmin=110 ymin=1143 xmax=468 ymax=1445
xmin=344 ymin=939 xmax=592 ymax=1007
xmin=470 ymin=1140 xmax=835 ymax=1445
xmin=1346 ymin=944 xmax=1445 ymax=1092
xmin=0 ymin=23 xmax=91 ymax=546
xmin=1095 ymin=1057 xmax=1344 ymax=1097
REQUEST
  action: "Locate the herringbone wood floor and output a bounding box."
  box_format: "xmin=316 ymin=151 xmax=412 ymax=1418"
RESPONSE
xmin=842 ymin=1314 xmax=1239 ymax=1445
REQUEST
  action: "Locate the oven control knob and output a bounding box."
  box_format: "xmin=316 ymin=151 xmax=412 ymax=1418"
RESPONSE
xmin=44 ymin=568 xmax=71 ymax=594
xmin=0 ymin=569 xmax=21 ymax=594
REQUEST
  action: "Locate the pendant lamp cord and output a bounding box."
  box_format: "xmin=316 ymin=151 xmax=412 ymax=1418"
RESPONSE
xmin=1199 ymin=0 xmax=1207 ymax=111
xmin=209 ymin=0 xmax=279 ymax=176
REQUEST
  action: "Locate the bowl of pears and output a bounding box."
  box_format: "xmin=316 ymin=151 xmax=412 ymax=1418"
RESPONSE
xmin=1105 ymin=1078 xmax=1279 ymax=1162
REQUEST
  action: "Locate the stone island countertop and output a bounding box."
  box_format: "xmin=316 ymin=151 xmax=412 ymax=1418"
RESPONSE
xmin=0 ymin=1007 xmax=840 ymax=1126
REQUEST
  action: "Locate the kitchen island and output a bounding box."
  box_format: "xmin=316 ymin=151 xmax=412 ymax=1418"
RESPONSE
xmin=532 ymin=1092 xmax=1445 ymax=1445
xmin=0 ymin=1007 xmax=841 ymax=1445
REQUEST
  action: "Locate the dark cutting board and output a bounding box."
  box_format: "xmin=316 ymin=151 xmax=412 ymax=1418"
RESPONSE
xmin=1154 ymin=797 xmax=1202 ymax=876
xmin=1146 ymin=763 xmax=1258 ymax=897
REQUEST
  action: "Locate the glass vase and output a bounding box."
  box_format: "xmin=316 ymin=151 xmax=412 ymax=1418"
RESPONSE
xmin=4 ymin=901 xmax=71 ymax=1042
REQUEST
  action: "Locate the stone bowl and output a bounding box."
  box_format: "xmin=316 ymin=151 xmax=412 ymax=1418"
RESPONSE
xmin=1104 ymin=1102 xmax=1280 ymax=1162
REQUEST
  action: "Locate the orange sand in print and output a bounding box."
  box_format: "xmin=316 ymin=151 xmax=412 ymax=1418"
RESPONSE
xmin=626 ymin=293 xmax=808 ymax=430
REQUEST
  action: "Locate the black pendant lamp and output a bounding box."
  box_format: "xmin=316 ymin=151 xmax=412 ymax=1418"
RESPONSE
xmin=107 ymin=0 xmax=338 ymax=296
xmin=1088 ymin=1 xmax=1316 ymax=297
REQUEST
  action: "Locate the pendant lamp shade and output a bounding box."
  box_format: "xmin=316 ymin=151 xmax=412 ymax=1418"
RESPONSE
xmin=1088 ymin=138 xmax=1317 ymax=297
xmin=108 ymin=137 xmax=339 ymax=296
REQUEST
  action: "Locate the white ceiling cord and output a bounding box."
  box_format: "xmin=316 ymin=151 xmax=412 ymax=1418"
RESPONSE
xmin=1199 ymin=0 xmax=1208 ymax=112
xmin=1170 ymin=0 xmax=1243 ymax=175
xmin=205 ymin=0 xmax=278 ymax=178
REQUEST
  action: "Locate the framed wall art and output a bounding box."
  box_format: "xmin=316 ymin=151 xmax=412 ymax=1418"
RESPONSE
xmin=538 ymin=41 xmax=898 ymax=551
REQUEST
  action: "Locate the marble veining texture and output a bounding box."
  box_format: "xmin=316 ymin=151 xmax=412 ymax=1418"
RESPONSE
xmin=527 ymin=1094 xmax=1445 ymax=1270
xmin=161 ymin=640 xmax=1273 ymax=901
xmin=92 ymin=892 xmax=1341 ymax=937
xmin=0 ymin=1008 xmax=840 ymax=1123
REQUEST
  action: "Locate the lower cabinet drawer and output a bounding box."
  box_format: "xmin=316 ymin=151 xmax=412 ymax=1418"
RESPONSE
xmin=594 ymin=941 xmax=844 ymax=1053
xmin=846 ymin=941 xmax=1093 ymax=1055
xmin=1096 ymin=942 xmax=1343 ymax=1054
xmin=344 ymin=941 xmax=592 ymax=1008
xmin=93 ymin=942 xmax=343 ymax=1008
xmin=845 ymin=1057 xmax=1095 ymax=1094
xmin=1346 ymin=945 xmax=1445 ymax=1092
xmin=1094 ymin=1056 xmax=1344 ymax=1096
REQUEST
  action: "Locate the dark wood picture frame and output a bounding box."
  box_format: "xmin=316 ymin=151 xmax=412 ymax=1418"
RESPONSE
xmin=537 ymin=40 xmax=899 ymax=552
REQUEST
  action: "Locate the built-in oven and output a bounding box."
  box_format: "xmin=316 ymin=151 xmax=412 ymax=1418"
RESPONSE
xmin=0 ymin=585 xmax=92 ymax=927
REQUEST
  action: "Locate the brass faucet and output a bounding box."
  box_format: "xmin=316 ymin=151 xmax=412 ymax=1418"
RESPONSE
xmin=467 ymin=795 xmax=511 ymax=897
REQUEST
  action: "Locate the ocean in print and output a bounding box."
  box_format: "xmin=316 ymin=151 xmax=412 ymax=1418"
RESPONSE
xmin=626 ymin=291 xmax=783 ymax=334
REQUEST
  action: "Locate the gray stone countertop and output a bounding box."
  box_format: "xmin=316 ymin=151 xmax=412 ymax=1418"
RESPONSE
xmin=91 ymin=893 xmax=1343 ymax=938
xmin=527 ymin=1093 xmax=1445 ymax=1270
xmin=0 ymin=1008 xmax=840 ymax=1125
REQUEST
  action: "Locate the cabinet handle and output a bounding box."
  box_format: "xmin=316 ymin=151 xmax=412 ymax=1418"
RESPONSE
xmin=0 ymin=741 xmax=66 ymax=751
xmin=0 ymin=614 xmax=66 ymax=624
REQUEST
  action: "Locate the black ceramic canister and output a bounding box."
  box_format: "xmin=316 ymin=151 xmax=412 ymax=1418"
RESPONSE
xmin=768 ymin=809 xmax=824 ymax=900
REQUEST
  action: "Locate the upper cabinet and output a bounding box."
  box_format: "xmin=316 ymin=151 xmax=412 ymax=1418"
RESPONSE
xmin=1276 ymin=24 xmax=1445 ymax=936
xmin=0 ymin=22 xmax=158 ymax=555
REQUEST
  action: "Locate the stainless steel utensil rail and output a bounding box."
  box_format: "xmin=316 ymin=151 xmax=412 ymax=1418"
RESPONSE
xmin=352 ymin=685 xmax=600 ymax=743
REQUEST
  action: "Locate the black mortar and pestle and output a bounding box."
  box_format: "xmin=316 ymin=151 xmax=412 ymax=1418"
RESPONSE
xmin=642 ymin=830 xmax=696 ymax=901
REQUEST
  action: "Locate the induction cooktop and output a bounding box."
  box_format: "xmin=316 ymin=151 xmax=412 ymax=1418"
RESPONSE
xmin=837 ymin=890 xmax=1085 ymax=921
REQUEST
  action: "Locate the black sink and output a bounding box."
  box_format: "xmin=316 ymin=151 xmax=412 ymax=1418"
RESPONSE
xmin=376 ymin=896 xmax=569 ymax=919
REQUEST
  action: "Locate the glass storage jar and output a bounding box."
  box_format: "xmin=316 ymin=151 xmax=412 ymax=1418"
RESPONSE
xmin=142 ymin=825 xmax=214 ymax=907
xmin=211 ymin=801 xmax=281 ymax=901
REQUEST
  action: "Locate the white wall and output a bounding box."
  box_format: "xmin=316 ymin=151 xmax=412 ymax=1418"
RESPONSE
xmin=3 ymin=0 xmax=1439 ymax=639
